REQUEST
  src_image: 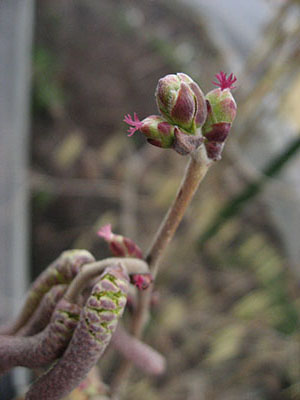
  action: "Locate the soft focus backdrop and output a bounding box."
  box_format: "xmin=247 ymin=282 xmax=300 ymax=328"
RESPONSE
xmin=1 ymin=0 xmax=300 ymax=399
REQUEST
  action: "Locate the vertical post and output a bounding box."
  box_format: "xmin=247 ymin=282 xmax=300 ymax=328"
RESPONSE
xmin=0 ymin=0 xmax=34 ymax=396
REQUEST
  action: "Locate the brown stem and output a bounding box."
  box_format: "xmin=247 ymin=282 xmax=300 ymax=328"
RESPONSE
xmin=133 ymin=152 xmax=210 ymax=336
xmin=110 ymin=146 xmax=211 ymax=396
xmin=147 ymin=149 xmax=210 ymax=277
xmin=64 ymin=257 xmax=149 ymax=304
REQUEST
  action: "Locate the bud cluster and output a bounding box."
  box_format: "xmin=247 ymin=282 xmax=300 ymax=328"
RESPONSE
xmin=124 ymin=71 xmax=237 ymax=160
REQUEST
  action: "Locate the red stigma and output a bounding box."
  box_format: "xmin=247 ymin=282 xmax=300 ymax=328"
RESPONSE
xmin=131 ymin=274 xmax=153 ymax=290
xmin=213 ymin=71 xmax=237 ymax=91
xmin=123 ymin=112 xmax=143 ymax=137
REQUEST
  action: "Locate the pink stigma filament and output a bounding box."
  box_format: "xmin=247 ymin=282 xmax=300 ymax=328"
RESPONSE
xmin=97 ymin=224 xmax=113 ymax=241
xmin=124 ymin=112 xmax=143 ymax=137
xmin=213 ymin=71 xmax=237 ymax=91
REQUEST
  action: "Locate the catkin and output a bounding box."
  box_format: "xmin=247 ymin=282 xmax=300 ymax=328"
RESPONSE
xmin=0 ymin=299 xmax=81 ymax=375
xmin=25 ymin=264 xmax=129 ymax=400
xmin=0 ymin=250 xmax=94 ymax=335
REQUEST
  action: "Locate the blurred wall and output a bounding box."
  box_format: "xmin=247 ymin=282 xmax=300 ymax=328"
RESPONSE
xmin=0 ymin=0 xmax=34 ymax=396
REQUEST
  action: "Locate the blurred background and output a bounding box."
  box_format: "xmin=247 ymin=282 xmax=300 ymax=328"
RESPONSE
xmin=0 ymin=0 xmax=300 ymax=399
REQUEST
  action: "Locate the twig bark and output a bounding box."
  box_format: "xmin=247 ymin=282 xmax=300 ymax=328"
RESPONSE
xmin=110 ymin=145 xmax=211 ymax=396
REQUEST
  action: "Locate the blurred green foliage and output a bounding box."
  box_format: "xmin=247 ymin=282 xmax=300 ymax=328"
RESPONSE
xmin=32 ymin=47 xmax=65 ymax=116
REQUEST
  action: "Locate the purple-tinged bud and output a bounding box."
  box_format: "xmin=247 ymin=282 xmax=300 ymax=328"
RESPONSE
xmin=204 ymin=88 xmax=236 ymax=128
xmin=98 ymin=224 xmax=143 ymax=259
xmin=202 ymin=72 xmax=237 ymax=160
xmin=141 ymin=115 xmax=177 ymax=148
xmin=172 ymin=127 xmax=203 ymax=156
xmin=155 ymin=73 xmax=207 ymax=133
xmin=204 ymin=72 xmax=237 ymax=133
xmin=130 ymin=273 xmax=153 ymax=290
xmin=205 ymin=142 xmax=224 ymax=161
xmin=124 ymin=113 xmax=179 ymax=148
xmin=98 ymin=225 xmax=156 ymax=291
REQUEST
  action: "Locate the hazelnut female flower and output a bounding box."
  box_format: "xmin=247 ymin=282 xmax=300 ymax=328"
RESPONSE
xmin=124 ymin=113 xmax=183 ymax=148
xmin=98 ymin=224 xmax=153 ymax=290
xmin=155 ymin=73 xmax=207 ymax=133
xmin=130 ymin=273 xmax=153 ymax=290
xmin=202 ymin=71 xmax=237 ymax=160
xmin=124 ymin=72 xmax=237 ymax=159
xmin=98 ymin=224 xmax=143 ymax=258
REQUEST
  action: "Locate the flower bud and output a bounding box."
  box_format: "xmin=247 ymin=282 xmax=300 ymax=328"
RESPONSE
xmin=98 ymin=225 xmax=154 ymax=291
xmin=203 ymin=88 xmax=236 ymax=134
xmin=202 ymin=72 xmax=237 ymax=160
xmin=172 ymin=127 xmax=203 ymax=156
xmin=130 ymin=273 xmax=153 ymax=290
xmin=140 ymin=115 xmax=177 ymax=148
xmin=205 ymin=141 xmax=224 ymax=161
xmin=155 ymin=73 xmax=207 ymax=133
xmin=98 ymin=224 xmax=143 ymax=258
xmin=124 ymin=113 xmax=178 ymax=148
